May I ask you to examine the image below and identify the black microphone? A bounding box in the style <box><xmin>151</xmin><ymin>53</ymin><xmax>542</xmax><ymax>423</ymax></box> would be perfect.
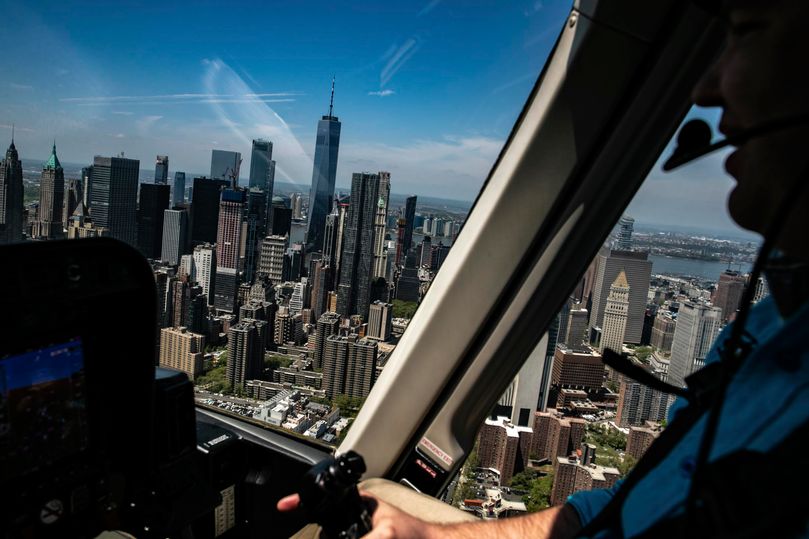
<box><xmin>663</xmin><ymin>112</ymin><xmax>809</xmax><ymax>171</ymax></box>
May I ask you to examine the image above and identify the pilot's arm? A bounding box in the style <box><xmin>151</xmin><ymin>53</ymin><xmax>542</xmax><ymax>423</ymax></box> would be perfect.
<box><xmin>278</xmin><ymin>492</ymin><xmax>586</xmax><ymax>538</ymax></box>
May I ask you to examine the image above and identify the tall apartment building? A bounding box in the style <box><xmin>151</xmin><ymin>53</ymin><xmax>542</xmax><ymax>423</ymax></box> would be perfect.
<box><xmin>531</xmin><ymin>410</ymin><xmax>586</xmax><ymax>462</ymax></box>
<box><xmin>322</xmin><ymin>334</ymin><xmax>378</xmax><ymax>399</ymax></box>
<box><xmin>477</xmin><ymin>416</ymin><xmax>533</xmax><ymax>486</ymax></box>
<box><xmin>668</xmin><ymin>301</ymin><xmax>722</xmax><ymax>388</ymax></box>
<box><xmin>192</xmin><ymin>243</ymin><xmax>216</xmax><ymax>305</ymax></box>
<box><xmin>600</xmin><ymin>270</ymin><xmax>630</xmax><ymax>354</ymax></box>
<box><xmin>626</xmin><ymin>424</ymin><xmax>662</xmax><ymax>461</ymax></box>
<box><xmin>551</xmin><ymin>345</ymin><xmax>605</xmax><ymax>390</ymax></box>
<box><xmin>313</xmin><ymin>312</ymin><xmax>341</xmax><ymax>370</ymax></box>
<box><xmin>89</xmin><ymin>155</ymin><xmax>140</xmax><ymax>246</ymax></box>
<box><xmin>650</xmin><ymin>311</ymin><xmax>676</xmax><ymax>353</ymax></box>
<box><xmin>226</xmin><ymin>319</ymin><xmax>267</xmax><ymax>389</ymax></box>
<box><xmin>616</xmin><ymin>371</ymin><xmax>672</xmax><ymax>426</ymax></box>
<box><xmin>274</xmin><ymin>307</ymin><xmax>303</xmax><ymax>346</ymax></box>
<box><xmin>713</xmin><ymin>270</ymin><xmax>746</xmax><ymax>321</ymax></box>
<box><xmin>159</xmin><ymin>326</ymin><xmax>205</xmax><ymax>380</ymax></box>
<box><xmin>550</xmin><ymin>454</ymin><xmax>620</xmax><ymax>506</ymax></box>
<box><xmin>589</xmin><ymin>248</ymin><xmax>651</xmax><ymax>344</ymax></box>
<box><xmin>259</xmin><ymin>234</ymin><xmax>289</xmax><ymax>283</ymax></box>
<box><xmin>367</xmin><ymin>301</ymin><xmax>392</xmax><ymax>341</ymax></box>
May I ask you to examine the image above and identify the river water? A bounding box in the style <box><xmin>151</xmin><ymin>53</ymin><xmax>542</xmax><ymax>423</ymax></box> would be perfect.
<box><xmin>649</xmin><ymin>254</ymin><xmax>752</xmax><ymax>281</ymax></box>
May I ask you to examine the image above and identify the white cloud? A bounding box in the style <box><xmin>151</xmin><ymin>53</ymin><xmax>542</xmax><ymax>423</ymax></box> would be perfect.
<box><xmin>8</xmin><ymin>82</ymin><xmax>33</xmax><ymax>90</ymax></box>
<box><xmin>337</xmin><ymin>135</ymin><xmax>503</xmax><ymax>201</ymax></box>
<box><xmin>368</xmin><ymin>89</ymin><xmax>395</xmax><ymax>97</ymax></box>
<box><xmin>111</xmin><ymin>111</ymin><xmax>134</xmax><ymax>115</ymax></box>
<box><xmin>135</xmin><ymin>115</ymin><xmax>163</xmax><ymax>135</ymax></box>
<box><xmin>381</xmin><ymin>38</ymin><xmax>420</xmax><ymax>87</ymax></box>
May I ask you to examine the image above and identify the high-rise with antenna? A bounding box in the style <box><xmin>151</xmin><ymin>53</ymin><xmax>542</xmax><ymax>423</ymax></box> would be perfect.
<box><xmin>306</xmin><ymin>76</ymin><xmax>342</xmax><ymax>253</ymax></box>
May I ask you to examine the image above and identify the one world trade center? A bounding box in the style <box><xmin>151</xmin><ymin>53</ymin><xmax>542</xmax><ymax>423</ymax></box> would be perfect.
<box><xmin>306</xmin><ymin>78</ymin><xmax>341</xmax><ymax>253</ymax></box>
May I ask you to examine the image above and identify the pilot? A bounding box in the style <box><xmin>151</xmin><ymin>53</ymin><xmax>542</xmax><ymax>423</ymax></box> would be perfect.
<box><xmin>280</xmin><ymin>0</ymin><xmax>809</xmax><ymax>536</ymax></box>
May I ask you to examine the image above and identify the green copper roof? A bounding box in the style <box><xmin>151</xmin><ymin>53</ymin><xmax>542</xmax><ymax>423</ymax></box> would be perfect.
<box><xmin>44</xmin><ymin>142</ymin><xmax>62</xmax><ymax>170</ymax></box>
<box><xmin>378</xmin><ymin>196</ymin><xmax>385</xmax><ymax>208</ymax></box>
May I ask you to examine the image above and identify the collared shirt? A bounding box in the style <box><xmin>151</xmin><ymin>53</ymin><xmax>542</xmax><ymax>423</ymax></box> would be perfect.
<box><xmin>567</xmin><ymin>296</ymin><xmax>809</xmax><ymax>537</ymax></box>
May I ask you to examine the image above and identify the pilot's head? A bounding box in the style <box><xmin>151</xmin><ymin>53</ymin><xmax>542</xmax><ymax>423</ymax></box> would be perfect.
<box><xmin>691</xmin><ymin>0</ymin><xmax>809</xmax><ymax>259</ymax></box>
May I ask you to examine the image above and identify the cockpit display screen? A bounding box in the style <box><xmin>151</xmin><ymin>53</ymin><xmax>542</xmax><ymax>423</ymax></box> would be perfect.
<box><xmin>0</xmin><ymin>339</ymin><xmax>89</xmax><ymax>480</ymax></box>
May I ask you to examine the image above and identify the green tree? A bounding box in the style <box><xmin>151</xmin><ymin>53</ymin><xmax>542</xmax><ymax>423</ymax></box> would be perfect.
<box><xmin>392</xmin><ymin>300</ymin><xmax>418</xmax><ymax>319</ymax></box>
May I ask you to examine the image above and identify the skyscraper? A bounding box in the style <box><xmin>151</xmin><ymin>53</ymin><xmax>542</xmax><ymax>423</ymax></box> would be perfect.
<box><xmin>81</xmin><ymin>166</ymin><xmax>93</xmax><ymax>209</ymax></box>
<box><xmin>617</xmin><ymin>215</ymin><xmax>634</xmax><ymax>250</ymax></box>
<box><xmin>248</xmin><ymin>139</ymin><xmax>274</xmax><ymax>192</ymax></box>
<box><xmin>214</xmin><ymin>189</ymin><xmax>246</xmax><ymax>313</ymax></box>
<box><xmin>713</xmin><ymin>270</ymin><xmax>746</xmax><ymax>321</ymax></box>
<box><xmin>309</xmin><ymin>261</ymin><xmax>334</xmax><ymax>320</ymax></box>
<box><xmin>32</xmin><ymin>143</ymin><xmax>65</xmax><ymax>240</ymax></box>
<box><xmin>172</xmin><ymin>171</ymin><xmax>186</xmax><ymax>207</ymax></box>
<box><xmin>372</xmin><ymin>171</ymin><xmax>391</xmax><ymax>278</ymax></box>
<box><xmin>161</xmin><ymin>208</ymin><xmax>189</xmax><ymax>265</ymax></box>
<box><xmin>192</xmin><ymin>243</ymin><xmax>216</xmax><ymax>305</ymax></box>
<box><xmin>89</xmin><ymin>155</ymin><xmax>140</xmax><ymax>246</ymax></box>
<box><xmin>63</xmin><ymin>178</ymin><xmax>82</xmax><ymax>231</ymax></box>
<box><xmin>190</xmin><ymin>177</ymin><xmax>229</xmax><ymax>245</ymax></box>
<box><xmin>159</xmin><ymin>326</ymin><xmax>205</xmax><ymax>380</ymax></box>
<box><xmin>313</xmin><ymin>312</ymin><xmax>341</xmax><ymax>370</ymax></box>
<box><xmin>226</xmin><ymin>319</ymin><xmax>267</xmax><ymax>389</ymax></box>
<box><xmin>270</xmin><ymin>197</ymin><xmax>292</xmax><ymax>237</ymax></box>
<box><xmin>322</xmin><ymin>333</ymin><xmax>378</xmax><ymax>399</ymax></box>
<box><xmin>402</xmin><ymin>195</ymin><xmax>417</xmax><ymax>257</ymax></box>
<box><xmin>336</xmin><ymin>172</ymin><xmax>380</xmax><ymax>320</ymax></box>
<box><xmin>589</xmin><ymin>248</ymin><xmax>652</xmax><ymax>344</ymax></box>
<box><xmin>258</xmin><ymin>234</ymin><xmax>289</xmax><ymax>283</ymax></box>
<box><xmin>600</xmin><ymin>271</ymin><xmax>630</xmax><ymax>354</ymax></box>
<box><xmin>306</xmin><ymin>79</ymin><xmax>341</xmax><ymax>252</ymax></box>
<box><xmin>155</xmin><ymin>155</ymin><xmax>169</xmax><ymax>185</ymax></box>
<box><xmin>244</xmin><ymin>187</ymin><xmax>268</xmax><ymax>284</ymax></box>
<box><xmin>323</xmin><ymin>208</ymin><xmax>340</xmax><ymax>267</ymax></box>
<box><xmin>210</xmin><ymin>150</ymin><xmax>242</xmax><ymax>187</ymax></box>
<box><xmin>668</xmin><ymin>301</ymin><xmax>722</xmax><ymax>388</ymax></box>
<box><xmin>137</xmin><ymin>183</ymin><xmax>171</xmax><ymax>259</ymax></box>
<box><xmin>367</xmin><ymin>300</ymin><xmax>393</xmax><ymax>341</ymax></box>
<box><xmin>0</xmin><ymin>135</ymin><xmax>24</xmax><ymax>244</ymax></box>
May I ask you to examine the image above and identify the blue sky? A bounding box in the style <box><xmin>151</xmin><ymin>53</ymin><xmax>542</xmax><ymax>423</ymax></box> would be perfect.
<box><xmin>0</xmin><ymin>0</ymin><xmax>756</xmax><ymax>237</ymax></box>
<box><xmin>0</xmin><ymin>0</ymin><xmax>567</xmax><ymax>199</ymax></box>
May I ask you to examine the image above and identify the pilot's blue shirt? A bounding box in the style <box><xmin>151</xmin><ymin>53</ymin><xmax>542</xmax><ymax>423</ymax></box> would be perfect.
<box><xmin>567</xmin><ymin>295</ymin><xmax>809</xmax><ymax>537</ymax></box>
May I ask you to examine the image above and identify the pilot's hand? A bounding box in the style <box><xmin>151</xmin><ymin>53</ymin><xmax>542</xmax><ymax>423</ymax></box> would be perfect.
<box><xmin>359</xmin><ymin>493</ymin><xmax>440</xmax><ymax>539</ymax></box>
<box><xmin>276</xmin><ymin>491</ymin><xmax>440</xmax><ymax>539</ymax></box>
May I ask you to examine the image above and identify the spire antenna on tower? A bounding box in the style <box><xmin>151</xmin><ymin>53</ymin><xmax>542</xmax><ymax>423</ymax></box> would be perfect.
<box><xmin>328</xmin><ymin>76</ymin><xmax>335</xmax><ymax>117</ymax></box>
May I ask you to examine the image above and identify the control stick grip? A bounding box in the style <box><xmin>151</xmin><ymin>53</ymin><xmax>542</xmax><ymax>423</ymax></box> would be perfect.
<box><xmin>297</xmin><ymin>451</ymin><xmax>373</xmax><ymax>539</ymax></box>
